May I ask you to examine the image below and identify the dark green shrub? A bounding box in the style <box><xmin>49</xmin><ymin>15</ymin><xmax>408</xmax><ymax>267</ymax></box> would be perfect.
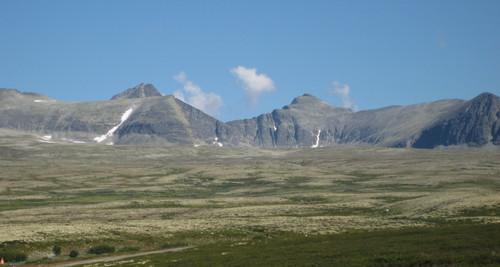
<box><xmin>252</xmin><ymin>234</ymin><xmax>265</xmax><ymax>240</ymax></box>
<box><xmin>52</xmin><ymin>245</ymin><xmax>62</xmax><ymax>256</ymax></box>
<box><xmin>118</xmin><ymin>247</ymin><xmax>139</xmax><ymax>252</ymax></box>
<box><xmin>69</xmin><ymin>250</ymin><xmax>79</xmax><ymax>258</ymax></box>
<box><xmin>0</xmin><ymin>251</ymin><xmax>28</xmax><ymax>262</ymax></box>
<box><xmin>88</xmin><ymin>245</ymin><xmax>115</xmax><ymax>254</ymax></box>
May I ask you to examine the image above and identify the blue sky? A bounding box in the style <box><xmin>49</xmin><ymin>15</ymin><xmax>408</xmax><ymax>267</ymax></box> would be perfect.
<box><xmin>1</xmin><ymin>0</ymin><xmax>499</xmax><ymax>121</ymax></box>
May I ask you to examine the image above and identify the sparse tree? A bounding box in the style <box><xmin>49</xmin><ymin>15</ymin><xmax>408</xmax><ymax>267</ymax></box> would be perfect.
<box><xmin>69</xmin><ymin>250</ymin><xmax>79</xmax><ymax>258</ymax></box>
<box><xmin>52</xmin><ymin>246</ymin><xmax>62</xmax><ymax>256</ymax></box>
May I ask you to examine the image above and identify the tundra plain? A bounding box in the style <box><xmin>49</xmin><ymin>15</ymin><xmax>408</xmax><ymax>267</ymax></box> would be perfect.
<box><xmin>0</xmin><ymin>133</ymin><xmax>499</xmax><ymax>265</ymax></box>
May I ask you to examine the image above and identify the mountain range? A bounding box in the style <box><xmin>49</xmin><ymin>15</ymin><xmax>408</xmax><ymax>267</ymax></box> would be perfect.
<box><xmin>0</xmin><ymin>83</ymin><xmax>498</xmax><ymax>149</ymax></box>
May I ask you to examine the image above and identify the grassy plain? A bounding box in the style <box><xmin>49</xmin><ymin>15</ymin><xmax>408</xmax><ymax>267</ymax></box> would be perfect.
<box><xmin>0</xmin><ymin>133</ymin><xmax>499</xmax><ymax>265</ymax></box>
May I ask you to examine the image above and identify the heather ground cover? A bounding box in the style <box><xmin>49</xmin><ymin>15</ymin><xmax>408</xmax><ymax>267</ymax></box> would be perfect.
<box><xmin>0</xmin><ymin>134</ymin><xmax>499</xmax><ymax>265</ymax></box>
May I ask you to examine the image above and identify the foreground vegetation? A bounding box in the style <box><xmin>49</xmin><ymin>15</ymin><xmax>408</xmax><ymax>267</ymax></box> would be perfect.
<box><xmin>0</xmin><ymin>133</ymin><xmax>499</xmax><ymax>265</ymax></box>
<box><xmin>72</xmin><ymin>223</ymin><xmax>500</xmax><ymax>267</ymax></box>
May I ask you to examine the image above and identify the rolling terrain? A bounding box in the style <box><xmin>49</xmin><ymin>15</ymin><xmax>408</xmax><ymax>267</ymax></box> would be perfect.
<box><xmin>0</xmin><ymin>133</ymin><xmax>498</xmax><ymax>265</ymax></box>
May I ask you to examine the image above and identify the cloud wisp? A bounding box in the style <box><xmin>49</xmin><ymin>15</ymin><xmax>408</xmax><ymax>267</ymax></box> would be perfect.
<box><xmin>330</xmin><ymin>81</ymin><xmax>359</xmax><ymax>111</ymax></box>
<box><xmin>231</xmin><ymin>66</ymin><xmax>275</xmax><ymax>108</ymax></box>
<box><xmin>173</xmin><ymin>72</ymin><xmax>223</xmax><ymax>117</ymax></box>
<box><xmin>437</xmin><ymin>28</ymin><xmax>447</xmax><ymax>49</ymax></box>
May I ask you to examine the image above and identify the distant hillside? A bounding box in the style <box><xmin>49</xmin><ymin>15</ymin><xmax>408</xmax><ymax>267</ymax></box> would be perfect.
<box><xmin>0</xmin><ymin>85</ymin><xmax>498</xmax><ymax>149</ymax></box>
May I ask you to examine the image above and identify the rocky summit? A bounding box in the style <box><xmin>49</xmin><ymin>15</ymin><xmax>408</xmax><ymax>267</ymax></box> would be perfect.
<box><xmin>111</xmin><ymin>83</ymin><xmax>163</xmax><ymax>100</ymax></box>
<box><xmin>0</xmin><ymin>85</ymin><xmax>498</xmax><ymax>149</ymax></box>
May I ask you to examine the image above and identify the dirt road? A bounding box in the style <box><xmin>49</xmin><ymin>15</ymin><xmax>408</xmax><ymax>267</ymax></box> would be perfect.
<box><xmin>51</xmin><ymin>246</ymin><xmax>193</xmax><ymax>267</ymax></box>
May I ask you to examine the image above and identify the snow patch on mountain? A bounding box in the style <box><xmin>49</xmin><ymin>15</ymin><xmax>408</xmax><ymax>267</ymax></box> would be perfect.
<box><xmin>311</xmin><ymin>130</ymin><xmax>321</xmax><ymax>148</ymax></box>
<box><xmin>213</xmin><ymin>137</ymin><xmax>223</xmax><ymax>147</ymax></box>
<box><xmin>94</xmin><ymin>107</ymin><xmax>134</xmax><ymax>143</ymax></box>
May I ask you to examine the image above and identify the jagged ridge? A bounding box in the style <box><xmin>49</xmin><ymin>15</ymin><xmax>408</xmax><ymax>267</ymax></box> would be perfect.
<box><xmin>0</xmin><ymin>86</ymin><xmax>498</xmax><ymax>149</ymax></box>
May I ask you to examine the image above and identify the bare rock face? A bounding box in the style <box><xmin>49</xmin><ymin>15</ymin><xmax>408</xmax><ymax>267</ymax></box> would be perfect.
<box><xmin>114</xmin><ymin>96</ymin><xmax>223</xmax><ymax>146</ymax></box>
<box><xmin>225</xmin><ymin>94</ymin><xmax>351</xmax><ymax>148</ymax></box>
<box><xmin>412</xmin><ymin>93</ymin><xmax>500</xmax><ymax>148</ymax></box>
<box><xmin>111</xmin><ymin>83</ymin><xmax>162</xmax><ymax>100</ymax></box>
<box><xmin>0</xmin><ymin>85</ymin><xmax>498</xmax><ymax>149</ymax></box>
<box><xmin>0</xmin><ymin>87</ymin><xmax>222</xmax><ymax>146</ymax></box>
<box><xmin>223</xmin><ymin>93</ymin><xmax>499</xmax><ymax>149</ymax></box>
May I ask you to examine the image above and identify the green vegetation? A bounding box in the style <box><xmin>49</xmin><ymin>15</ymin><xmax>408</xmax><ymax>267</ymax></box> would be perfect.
<box><xmin>88</xmin><ymin>245</ymin><xmax>116</xmax><ymax>255</ymax></box>
<box><xmin>0</xmin><ymin>251</ymin><xmax>27</xmax><ymax>263</ymax></box>
<box><xmin>457</xmin><ymin>204</ymin><xmax>500</xmax><ymax>217</ymax></box>
<box><xmin>86</xmin><ymin>223</ymin><xmax>500</xmax><ymax>267</ymax></box>
<box><xmin>0</xmin><ymin>135</ymin><xmax>498</xmax><ymax>265</ymax></box>
<box><xmin>69</xmin><ymin>250</ymin><xmax>79</xmax><ymax>258</ymax></box>
<box><xmin>52</xmin><ymin>245</ymin><xmax>61</xmax><ymax>256</ymax></box>
<box><xmin>161</xmin><ymin>242</ymin><xmax>189</xmax><ymax>249</ymax></box>
<box><xmin>118</xmin><ymin>247</ymin><xmax>140</xmax><ymax>253</ymax></box>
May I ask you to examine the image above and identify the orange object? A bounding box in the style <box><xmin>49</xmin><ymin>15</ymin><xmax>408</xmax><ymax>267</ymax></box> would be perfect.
<box><xmin>0</xmin><ymin>257</ymin><xmax>4</xmax><ymax>264</ymax></box>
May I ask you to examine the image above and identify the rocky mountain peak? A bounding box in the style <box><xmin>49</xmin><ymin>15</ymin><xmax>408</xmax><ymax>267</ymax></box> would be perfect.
<box><xmin>111</xmin><ymin>83</ymin><xmax>162</xmax><ymax>100</ymax></box>
<box><xmin>285</xmin><ymin>94</ymin><xmax>331</xmax><ymax>109</ymax></box>
<box><xmin>291</xmin><ymin>94</ymin><xmax>324</xmax><ymax>104</ymax></box>
<box><xmin>470</xmin><ymin>92</ymin><xmax>498</xmax><ymax>104</ymax></box>
<box><xmin>0</xmin><ymin>84</ymin><xmax>498</xmax><ymax>149</ymax></box>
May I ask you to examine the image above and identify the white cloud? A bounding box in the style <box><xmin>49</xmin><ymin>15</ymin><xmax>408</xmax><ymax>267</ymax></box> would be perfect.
<box><xmin>330</xmin><ymin>81</ymin><xmax>359</xmax><ymax>111</ymax></box>
<box><xmin>173</xmin><ymin>90</ymin><xmax>185</xmax><ymax>102</ymax></box>
<box><xmin>173</xmin><ymin>72</ymin><xmax>223</xmax><ymax>117</ymax></box>
<box><xmin>174</xmin><ymin>72</ymin><xmax>188</xmax><ymax>83</ymax></box>
<box><xmin>231</xmin><ymin>66</ymin><xmax>275</xmax><ymax>108</ymax></box>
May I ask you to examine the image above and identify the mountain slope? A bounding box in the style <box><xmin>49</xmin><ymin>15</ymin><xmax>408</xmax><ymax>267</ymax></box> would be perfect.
<box><xmin>115</xmin><ymin>96</ymin><xmax>222</xmax><ymax>146</ymax></box>
<box><xmin>0</xmin><ymin>88</ymin><xmax>223</xmax><ymax>146</ymax></box>
<box><xmin>223</xmin><ymin>94</ymin><xmax>478</xmax><ymax>148</ymax></box>
<box><xmin>225</xmin><ymin>94</ymin><xmax>351</xmax><ymax>147</ymax></box>
<box><xmin>412</xmin><ymin>93</ymin><xmax>500</xmax><ymax>148</ymax></box>
<box><xmin>341</xmin><ymin>99</ymin><xmax>467</xmax><ymax>147</ymax></box>
<box><xmin>0</xmin><ymin>86</ymin><xmax>498</xmax><ymax>149</ymax></box>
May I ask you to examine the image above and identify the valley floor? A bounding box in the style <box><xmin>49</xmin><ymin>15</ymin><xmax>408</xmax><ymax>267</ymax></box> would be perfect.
<box><xmin>0</xmin><ymin>134</ymin><xmax>499</xmax><ymax>265</ymax></box>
